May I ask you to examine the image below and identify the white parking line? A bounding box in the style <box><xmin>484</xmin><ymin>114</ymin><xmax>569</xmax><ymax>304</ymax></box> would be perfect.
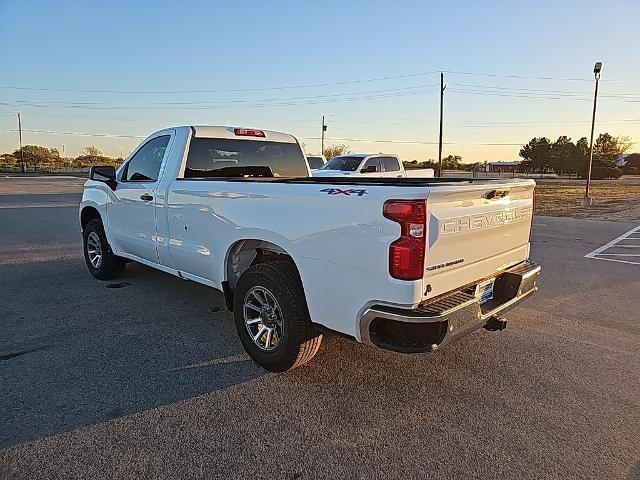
<box><xmin>585</xmin><ymin>226</ymin><xmax>640</xmax><ymax>266</ymax></box>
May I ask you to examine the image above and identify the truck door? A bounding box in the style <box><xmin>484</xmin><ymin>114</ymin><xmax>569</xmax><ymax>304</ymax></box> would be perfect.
<box><xmin>108</xmin><ymin>135</ymin><xmax>171</xmax><ymax>264</ymax></box>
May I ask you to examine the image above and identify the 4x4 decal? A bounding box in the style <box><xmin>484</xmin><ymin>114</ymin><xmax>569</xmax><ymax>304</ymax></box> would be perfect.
<box><xmin>320</xmin><ymin>188</ymin><xmax>368</xmax><ymax>197</ymax></box>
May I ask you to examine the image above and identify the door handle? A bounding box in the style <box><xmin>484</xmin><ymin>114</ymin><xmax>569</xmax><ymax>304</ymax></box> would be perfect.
<box><xmin>140</xmin><ymin>193</ymin><xmax>153</xmax><ymax>201</ymax></box>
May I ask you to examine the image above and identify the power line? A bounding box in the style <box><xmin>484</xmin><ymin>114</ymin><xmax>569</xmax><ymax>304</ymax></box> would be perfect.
<box><xmin>12</xmin><ymin>110</ymin><xmax>637</xmax><ymax>127</ymax></box>
<box><xmin>0</xmin><ymin>89</ymin><xmax>441</xmax><ymax>110</ymax></box>
<box><xmin>302</xmin><ymin>136</ymin><xmax>526</xmax><ymax>146</ymax></box>
<box><xmin>3</xmin><ymin>68</ymin><xmax>639</xmax><ymax>96</ymax></box>
<box><xmin>0</xmin><ymin>71</ymin><xmax>441</xmax><ymax>95</ymax></box>
<box><xmin>0</xmin><ymin>128</ymin><xmax>145</xmax><ymax>138</ymax></box>
<box><xmin>51</xmin><ymin>82</ymin><xmax>438</xmax><ymax>105</ymax></box>
<box><xmin>449</xmin><ymin>88</ymin><xmax>640</xmax><ymax>103</ymax></box>
<box><xmin>448</xmin><ymin>83</ymin><xmax>640</xmax><ymax>99</ymax></box>
<box><xmin>444</xmin><ymin>70</ymin><xmax>640</xmax><ymax>84</ymax></box>
<box><xmin>444</xmin><ymin>70</ymin><xmax>592</xmax><ymax>82</ymax></box>
<box><xmin>322</xmin><ymin>113</ymin><xmax>640</xmax><ymax>125</ymax></box>
<box><xmin>3</xmin><ymin>83</ymin><xmax>638</xmax><ymax>113</ymax></box>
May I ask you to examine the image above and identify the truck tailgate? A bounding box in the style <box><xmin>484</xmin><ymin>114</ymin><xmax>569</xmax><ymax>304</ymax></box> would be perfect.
<box><xmin>423</xmin><ymin>179</ymin><xmax>535</xmax><ymax>299</ymax></box>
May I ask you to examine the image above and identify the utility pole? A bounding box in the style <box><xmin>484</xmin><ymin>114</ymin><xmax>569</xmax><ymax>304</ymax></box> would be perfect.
<box><xmin>61</xmin><ymin>144</ymin><xmax>66</xmax><ymax>156</ymax></box>
<box><xmin>17</xmin><ymin>112</ymin><xmax>25</xmax><ymax>173</ymax></box>
<box><xmin>321</xmin><ymin>115</ymin><xmax>327</xmax><ymax>156</ymax></box>
<box><xmin>438</xmin><ymin>71</ymin><xmax>446</xmax><ymax>177</ymax></box>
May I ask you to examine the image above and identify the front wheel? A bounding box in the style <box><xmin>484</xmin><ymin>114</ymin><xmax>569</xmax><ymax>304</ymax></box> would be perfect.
<box><xmin>83</xmin><ymin>219</ymin><xmax>126</xmax><ymax>280</ymax></box>
<box><xmin>233</xmin><ymin>261</ymin><xmax>322</xmax><ymax>372</ymax></box>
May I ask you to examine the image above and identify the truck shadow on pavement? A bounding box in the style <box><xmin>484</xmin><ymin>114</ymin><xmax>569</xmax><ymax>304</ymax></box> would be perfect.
<box><xmin>0</xmin><ymin>257</ymin><xmax>266</xmax><ymax>448</ymax></box>
<box><xmin>2</xmin><ymin>253</ymin><xmax>639</xmax><ymax>480</ymax></box>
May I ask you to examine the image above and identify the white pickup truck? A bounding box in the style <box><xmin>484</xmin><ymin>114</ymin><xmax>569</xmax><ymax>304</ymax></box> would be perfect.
<box><xmin>312</xmin><ymin>153</ymin><xmax>434</xmax><ymax>178</ymax></box>
<box><xmin>80</xmin><ymin>126</ymin><xmax>540</xmax><ymax>372</ymax></box>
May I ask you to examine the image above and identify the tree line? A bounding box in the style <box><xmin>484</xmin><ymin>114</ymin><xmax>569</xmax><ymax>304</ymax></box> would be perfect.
<box><xmin>322</xmin><ymin>133</ymin><xmax>639</xmax><ymax>178</ymax></box>
<box><xmin>404</xmin><ymin>155</ymin><xmax>486</xmax><ymax>172</ymax></box>
<box><xmin>519</xmin><ymin>133</ymin><xmax>634</xmax><ymax>178</ymax></box>
<box><xmin>3</xmin><ymin>137</ymin><xmax>637</xmax><ymax>176</ymax></box>
<box><xmin>0</xmin><ymin>145</ymin><xmax>123</xmax><ymax>171</ymax></box>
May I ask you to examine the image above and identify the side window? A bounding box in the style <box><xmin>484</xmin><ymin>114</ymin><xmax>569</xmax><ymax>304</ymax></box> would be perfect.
<box><xmin>362</xmin><ymin>158</ymin><xmax>380</xmax><ymax>172</ymax></box>
<box><xmin>381</xmin><ymin>156</ymin><xmax>400</xmax><ymax>172</ymax></box>
<box><xmin>307</xmin><ymin>157</ymin><xmax>324</xmax><ymax>169</ymax></box>
<box><xmin>123</xmin><ymin>135</ymin><xmax>170</xmax><ymax>182</ymax></box>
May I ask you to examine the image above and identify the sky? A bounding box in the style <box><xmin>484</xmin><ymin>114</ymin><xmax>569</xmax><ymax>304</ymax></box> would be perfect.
<box><xmin>0</xmin><ymin>0</ymin><xmax>639</xmax><ymax>162</ymax></box>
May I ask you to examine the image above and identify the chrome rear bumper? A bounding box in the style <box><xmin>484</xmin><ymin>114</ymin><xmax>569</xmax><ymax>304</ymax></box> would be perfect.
<box><xmin>359</xmin><ymin>260</ymin><xmax>541</xmax><ymax>353</ymax></box>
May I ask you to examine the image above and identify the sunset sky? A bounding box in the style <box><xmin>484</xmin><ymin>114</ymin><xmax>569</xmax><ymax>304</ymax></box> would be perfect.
<box><xmin>1</xmin><ymin>0</ymin><xmax>638</xmax><ymax>162</ymax></box>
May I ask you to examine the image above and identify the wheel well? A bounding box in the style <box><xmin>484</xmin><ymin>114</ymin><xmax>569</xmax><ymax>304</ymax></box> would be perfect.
<box><xmin>225</xmin><ymin>240</ymin><xmax>297</xmax><ymax>293</ymax></box>
<box><xmin>80</xmin><ymin>206</ymin><xmax>101</xmax><ymax>230</ymax></box>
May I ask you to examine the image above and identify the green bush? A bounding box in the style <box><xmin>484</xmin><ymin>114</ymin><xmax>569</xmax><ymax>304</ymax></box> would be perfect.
<box><xmin>578</xmin><ymin>166</ymin><xmax>623</xmax><ymax>179</ymax></box>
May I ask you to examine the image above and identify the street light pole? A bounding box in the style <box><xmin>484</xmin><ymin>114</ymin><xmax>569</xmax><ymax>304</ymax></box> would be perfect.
<box><xmin>438</xmin><ymin>71</ymin><xmax>446</xmax><ymax>177</ymax></box>
<box><xmin>583</xmin><ymin>62</ymin><xmax>603</xmax><ymax>207</ymax></box>
<box><xmin>17</xmin><ymin>112</ymin><xmax>25</xmax><ymax>173</ymax></box>
<box><xmin>321</xmin><ymin>115</ymin><xmax>326</xmax><ymax>157</ymax></box>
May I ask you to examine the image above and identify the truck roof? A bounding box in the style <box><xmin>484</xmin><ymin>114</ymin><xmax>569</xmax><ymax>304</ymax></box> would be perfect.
<box><xmin>335</xmin><ymin>153</ymin><xmax>398</xmax><ymax>158</ymax></box>
<box><xmin>191</xmin><ymin>125</ymin><xmax>298</xmax><ymax>144</ymax></box>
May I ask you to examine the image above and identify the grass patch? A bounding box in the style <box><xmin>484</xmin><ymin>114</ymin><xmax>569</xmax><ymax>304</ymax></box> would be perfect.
<box><xmin>534</xmin><ymin>178</ymin><xmax>640</xmax><ymax>221</ymax></box>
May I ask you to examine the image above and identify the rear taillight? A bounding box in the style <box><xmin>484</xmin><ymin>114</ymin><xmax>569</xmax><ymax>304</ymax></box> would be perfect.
<box><xmin>383</xmin><ymin>200</ymin><xmax>426</xmax><ymax>280</ymax></box>
<box><xmin>234</xmin><ymin>128</ymin><xmax>265</xmax><ymax>137</ymax></box>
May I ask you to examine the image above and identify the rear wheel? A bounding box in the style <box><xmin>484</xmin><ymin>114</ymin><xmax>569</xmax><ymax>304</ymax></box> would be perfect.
<box><xmin>83</xmin><ymin>219</ymin><xmax>126</xmax><ymax>280</ymax></box>
<box><xmin>233</xmin><ymin>261</ymin><xmax>322</xmax><ymax>372</ymax></box>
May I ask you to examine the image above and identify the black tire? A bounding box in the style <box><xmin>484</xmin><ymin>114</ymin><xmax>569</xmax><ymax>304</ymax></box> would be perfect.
<box><xmin>83</xmin><ymin>218</ymin><xmax>126</xmax><ymax>280</ymax></box>
<box><xmin>233</xmin><ymin>261</ymin><xmax>322</xmax><ymax>372</ymax></box>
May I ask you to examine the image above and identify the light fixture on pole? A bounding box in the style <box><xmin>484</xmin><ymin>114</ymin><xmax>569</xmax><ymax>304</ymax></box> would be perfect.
<box><xmin>583</xmin><ymin>61</ymin><xmax>603</xmax><ymax>207</ymax></box>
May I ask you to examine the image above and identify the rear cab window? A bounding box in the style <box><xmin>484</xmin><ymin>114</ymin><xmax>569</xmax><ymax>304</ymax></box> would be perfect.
<box><xmin>183</xmin><ymin>137</ymin><xmax>308</xmax><ymax>178</ymax></box>
<box><xmin>381</xmin><ymin>156</ymin><xmax>400</xmax><ymax>172</ymax></box>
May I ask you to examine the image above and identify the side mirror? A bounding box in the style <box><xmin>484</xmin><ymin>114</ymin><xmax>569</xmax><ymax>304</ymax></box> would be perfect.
<box><xmin>90</xmin><ymin>165</ymin><xmax>117</xmax><ymax>189</ymax></box>
<box><xmin>360</xmin><ymin>165</ymin><xmax>377</xmax><ymax>174</ymax></box>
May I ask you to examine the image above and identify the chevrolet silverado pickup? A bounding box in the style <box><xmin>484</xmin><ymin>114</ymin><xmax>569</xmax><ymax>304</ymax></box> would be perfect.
<box><xmin>80</xmin><ymin>126</ymin><xmax>540</xmax><ymax>372</ymax></box>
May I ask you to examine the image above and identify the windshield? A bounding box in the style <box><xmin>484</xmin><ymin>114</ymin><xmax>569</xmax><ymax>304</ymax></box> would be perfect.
<box><xmin>320</xmin><ymin>156</ymin><xmax>364</xmax><ymax>172</ymax></box>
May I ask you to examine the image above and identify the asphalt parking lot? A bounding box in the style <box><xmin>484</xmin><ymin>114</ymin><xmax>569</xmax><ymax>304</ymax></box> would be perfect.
<box><xmin>1</xmin><ymin>176</ymin><xmax>639</xmax><ymax>480</ymax></box>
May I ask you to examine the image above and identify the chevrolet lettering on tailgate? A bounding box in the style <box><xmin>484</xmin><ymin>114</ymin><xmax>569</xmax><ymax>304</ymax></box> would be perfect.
<box><xmin>440</xmin><ymin>206</ymin><xmax>533</xmax><ymax>235</ymax></box>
